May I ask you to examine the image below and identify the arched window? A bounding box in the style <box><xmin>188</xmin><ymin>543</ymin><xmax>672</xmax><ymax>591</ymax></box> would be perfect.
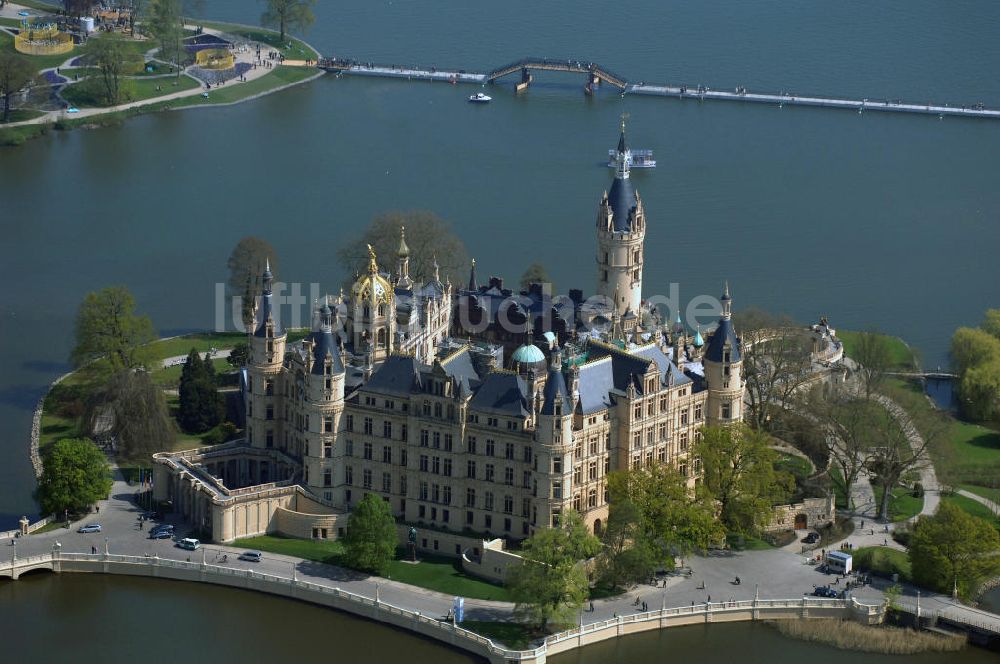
<box><xmin>377</xmin><ymin>328</ymin><xmax>387</xmax><ymax>348</ymax></box>
<box><xmin>377</xmin><ymin>303</ymin><xmax>385</xmax><ymax>317</ymax></box>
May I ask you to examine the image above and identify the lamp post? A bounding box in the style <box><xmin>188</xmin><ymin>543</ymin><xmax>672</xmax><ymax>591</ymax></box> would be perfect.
<box><xmin>104</xmin><ymin>537</ymin><xmax>109</xmax><ymax>556</ymax></box>
<box><xmin>10</xmin><ymin>538</ymin><xmax>15</xmax><ymax>563</ymax></box>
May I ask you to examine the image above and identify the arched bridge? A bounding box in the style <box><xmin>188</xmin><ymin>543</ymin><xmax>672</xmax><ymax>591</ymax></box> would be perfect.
<box><xmin>486</xmin><ymin>58</ymin><xmax>629</xmax><ymax>90</ymax></box>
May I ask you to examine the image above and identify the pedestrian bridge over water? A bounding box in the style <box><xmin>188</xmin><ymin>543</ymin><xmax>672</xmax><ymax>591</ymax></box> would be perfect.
<box><xmin>317</xmin><ymin>55</ymin><xmax>1000</xmax><ymax>120</ymax></box>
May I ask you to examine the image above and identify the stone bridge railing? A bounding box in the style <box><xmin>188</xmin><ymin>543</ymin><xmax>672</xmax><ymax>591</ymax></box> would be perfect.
<box><xmin>0</xmin><ymin>552</ymin><xmax>881</xmax><ymax>663</ymax></box>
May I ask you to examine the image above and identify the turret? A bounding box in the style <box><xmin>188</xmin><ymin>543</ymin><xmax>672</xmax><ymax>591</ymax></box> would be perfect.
<box><xmin>396</xmin><ymin>225</ymin><xmax>412</xmax><ymax>290</ymax></box>
<box><xmin>246</xmin><ymin>259</ymin><xmax>287</xmax><ymax>450</ymax></box>
<box><xmin>596</xmin><ymin>116</ymin><xmax>646</xmax><ymax>317</ymax></box>
<box><xmin>535</xmin><ymin>350</ymin><xmax>574</xmax><ymax>530</ymax></box>
<box><xmin>303</xmin><ymin>299</ymin><xmax>347</xmax><ymax>504</ymax></box>
<box><xmin>704</xmin><ymin>282</ymin><xmax>744</xmax><ymax>426</ymax></box>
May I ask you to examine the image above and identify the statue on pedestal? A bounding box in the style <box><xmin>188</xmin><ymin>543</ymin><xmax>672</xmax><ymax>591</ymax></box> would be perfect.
<box><xmin>407</xmin><ymin>526</ymin><xmax>417</xmax><ymax>562</ymax></box>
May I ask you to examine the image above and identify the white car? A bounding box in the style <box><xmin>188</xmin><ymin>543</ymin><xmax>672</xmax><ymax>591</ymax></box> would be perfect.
<box><xmin>238</xmin><ymin>551</ymin><xmax>262</xmax><ymax>562</ymax></box>
<box><xmin>77</xmin><ymin>524</ymin><xmax>102</xmax><ymax>533</ymax></box>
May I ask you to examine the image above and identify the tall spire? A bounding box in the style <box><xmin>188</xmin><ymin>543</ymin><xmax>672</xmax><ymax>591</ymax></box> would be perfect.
<box><xmin>432</xmin><ymin>255</ymin><xmax>440</xmax><ymax>282</ymax></box>
<box><xmin>262</xmin><ymin>257</ymin><xmax>273</xmax><ymax>295</ymax></box>
<box><xmin>721</xmin><ymin>281</ymin><xmax>732</xmax><ymax>319</ymax></box>
<box><xmin>468</xmin><ymin>258</ymin><xmax>479</xmax><ymax>291</ymax></box>
<box><xmin>615</xmin><ymin>111</ymin><xmax>630</xmax><ymax>180</ymax></box>
<box><xmin>397</xmin><ymin>226</ymin><xmax>412</xmax><ymax>289</ymax></box>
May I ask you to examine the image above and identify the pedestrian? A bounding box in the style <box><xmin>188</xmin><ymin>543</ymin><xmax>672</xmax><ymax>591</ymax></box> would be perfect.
<box><xmin>589</xmin><ymin>601</ymin><xmax>594</xmax><ymax>612</ymax></box>
<box><xmin>860</xmin><ymin>520</ymin><xmax>864</xmax><ymax>528</ymax></box>
<box><xmin>884</xmin><ymin>538</ymin><xmax>887</xmax><ymax>546</ymax></box>
<box><xmin>96</xmin><ymin>505</ymin><xmax>99</xmax><ymax>513</ymax></box>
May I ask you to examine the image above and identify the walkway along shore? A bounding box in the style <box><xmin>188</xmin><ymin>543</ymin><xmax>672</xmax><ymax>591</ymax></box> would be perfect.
<box><xmin>0</xmin><ymin>552</ymin><xmax>880</xmax><ymax>664</ymax></box>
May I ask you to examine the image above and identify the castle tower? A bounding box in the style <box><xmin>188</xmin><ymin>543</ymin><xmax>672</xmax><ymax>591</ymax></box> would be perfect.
<box><xmin>396</xmin><ymin>225</ymin><xmax>412</xmax><ymax>290</ymax></box>
<box><xmin>247</xmin><ymin>259</ymin><xmax>287</xmax><ymax>450</ymax></box>
<box><xmin>351</xmin><ymin>245</ymin><xmax>395</xmax><ymax>361</ymax></box>
<box><xmin>534</xmin><ymin>350</ymin><xmax>575</xmax><ymax>534</ymax></box>
<box><xmin>704</xmin><ymin>282</ymin><xmax>744</xmax><ymax>426</ymax></box>
<box><xmin>596</xmin><ymin>117</ymin><xmax>646</xmax><ymax>317</ymax></box>
<box><xmin>302</xmin><ymin>300</ymin><xmax>348</xmax><ymax>503</ymax></box>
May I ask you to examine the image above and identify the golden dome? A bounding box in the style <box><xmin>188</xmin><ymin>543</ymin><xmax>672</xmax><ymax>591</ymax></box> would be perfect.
<box><xmin>352</xmin><ymin>244</ymin><xmax>393</xmax><ymax>305</ymax></box>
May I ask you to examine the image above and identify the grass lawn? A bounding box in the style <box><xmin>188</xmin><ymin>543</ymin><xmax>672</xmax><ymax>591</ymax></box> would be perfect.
<box><xmin>2</xmin><ymin>108</ymin><xmax>45</xmax><ymax>122</ymax></box>
<box><xmin>230</xmin><ymin>535</ymin><xmax>512</xmax><ymax>601</ymax></box>
<box><xmin>30</xmin><ymin>520</ymin><xmax>70</xmax><ymax>535</ymax></box>
<box><xmin>148</xmin><ymin>332</ymin><xmax>248</xmax><ymax>361</ymax></box>
<box><xmin>153</xmin><ymin>357</ymin><xmax>233</xmax><ymax>388</ymax></box>
<box><xmin>461</xmin><ymin>621</ymin><xmax>538</xmax><ymax>650</ymax></box>
<box><xmin>172</xmin><ymin>65</ymin><xmax>319</xmax><ymax>107</ymax></box>
<box><xmin>878</xmin><ymin>486</ymin><xmax>923</xmax><ymax>522</ymax></box>
<box><xmin>828</xmin><ymin>466</ymin><xmax>849</xmax><ymax>510</ymax></box>
<box><xmin>61</xmin><ymin>74</ymin><xmax>200</xmax><ymax>108</ymax></box>
<box><xmin>852</xmin><ymin>546</ymin><xmax>911</xmax><ymax>582</ymax></box>
<box><xmin>0</xmin><ymin>120</ymin><xmax>52</xmax><ymax>146</ymax></box>
<box><xmin>11</xmin><ymin>0</ymin><xmax>61</xmax><ymax>10</ymax></box>
<box><xmin>885</xmin><ymin>378</ymin><xmax>1000</xmax><ymax>492</ymax></box>
<box><xmin>197</xmin><ymin>20</ymin><xmax>320</xmax><ymax>60</ymax></box>
<box><xmin>941</xmin><ymin>493</ymin><xmax>1000</xmax><ymax>528</ymax></box>
<box><xmin>959</xmin><ymin>484</ymin><xmax>1000</xmax><ymax>506</ymax></box>
<box><xmin>838</xmin><ymin>330</ymin><xmax>916</xmax><ymax>369</ymax></box>
<box><xmin>775</xmin><ymin>451</ymin><xmax>812</xmax><ymax>480</ymax></box>
<box><xmin>38</xmin><ymin>411</ymin><xmax>79</xmax><ymax>452</ymax></box>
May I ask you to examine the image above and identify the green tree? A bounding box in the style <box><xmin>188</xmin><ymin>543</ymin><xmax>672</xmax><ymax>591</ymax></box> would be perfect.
<box><xmin>983</xmin><ymin>309</ymin><xmax>1000</xmax><ymax>341</ymax></box>
<box><xmin>227</xmin><ymin>236</ymin><xmax>277</xmax><ymax>332</ymax></box>
<box><xmin>178</xmin><ymin>348</ymin><xmax>224</xmax><ymax>433</ymax></box>
<box><xmin>84</xmin><ymin>370</ymin><xmax>174</xmax><ymax>460</ymax></box>
<box><xmin>0</xmin><ymin>51</ymin><xmax>36</xmax><ymax>124</ymax></box>
<box><xmin>854</xmin><ymin>328</ymin><xmax>893</xmax><ymax>398</ymax></box>
<box><xmin>227</xmin><ymin>342</ymin><xmax>251</xmax><ymax>368</ymax></box>
<box><xmin>909</xmin><ymin>502</ymin><xmax>1000</xmax><ymax>600</ymax></box>
<box><xmin>35</xmin><ymin>438</ymin><xmax>113</xmax><ymax>516</ymax></box>
<box><xmin>520</xmin><ymin>262</ymin><xmax>553</xmax><ymax>292</ymax></box>
<box><xmin>71</xmin><ymin>286</ymin><xmax>156</xmax><ymax>371</ymax></box>
<box><xmin>951</xmin><ymin>324</ymin><xmax>1000</xmax><ymax>421</ymax></box>
<box><xmin>343</xmin><ymin>493</ymin><xmax>397</xmax><ymax>574</ymax></box>
<box><xmin>600</xmin><ymin>464</ymin><xmax>723</xmax><ymax>588</ymax></box>
<box><xmin>85</xmin><ymin>34</ymin><xmax>138</xmax><ymax>105</ymax></box>
<box><xmin>260</xmin><ymin>0</ymin><xmax>316</xmax><ymax>43</ymax></box>
<box><xmin>697</xmin><ymin>424</ymin><xmax>794</xmax><ymax>535</ymax></box>
<box><xmin>337</xmin><ymin>211</ymin><xmax>469</xmax><ymax>288</ymax></box>
<box><xmin>597</xmin><ymin>497</ymin><xmax>657</xmax><ymax>590</ymax></box>
<box><xmin>507</xmin><ymin>510</ymin><xmax>599</xmax><ymax>630</ymax></box>
<box><xmin>865</xmin><ymin>404</ymin><xmax>937</xmax><ymax>522</ymax></box>
<box><xmin>146</xmin><ymin>0</ymin><xmax>185</xmax><ymax>79</ymax></box>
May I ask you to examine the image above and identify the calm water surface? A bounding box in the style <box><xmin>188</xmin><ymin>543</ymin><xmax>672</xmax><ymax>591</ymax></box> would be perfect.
<box><xmin>1</xmin><ymin>1</ymin><xmax>998</xmax><ymax>660</ymax></box>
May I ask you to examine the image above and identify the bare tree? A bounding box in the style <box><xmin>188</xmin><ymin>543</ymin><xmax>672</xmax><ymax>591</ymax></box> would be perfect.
<box><xmin>800</xmin><ymin>386</ymin><xmax>874</xmax><ymax>510</ymax></box>
<box><xmin>337</xmin><ymin>211</ymin><xmax>469</xmax><ymax>287</ymax></box>
<box><xmin>854</xmin><ymin>328</ymin><xmax>893</xmax><ymax>398</ymax></box>
<box><xmin>227</xmin><ymin>237</ymin><xmax>277</xmax><ymax>332</ymax></box>
<box><xmin>734</xmin><ymin>308</ymin><xmax>815</xmax><ymax>431</ymax></box>
<box><xmin>866</xmin><ymin>401</ymin><xmax>942</xmax><ymax>521</ymax></box>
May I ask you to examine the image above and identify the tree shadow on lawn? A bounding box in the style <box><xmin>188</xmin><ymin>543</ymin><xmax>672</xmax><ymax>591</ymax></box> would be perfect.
<box><xmin>294</xmin><ymin>558</ymin><xmax>370</xmax><ymax>583</ymax></box>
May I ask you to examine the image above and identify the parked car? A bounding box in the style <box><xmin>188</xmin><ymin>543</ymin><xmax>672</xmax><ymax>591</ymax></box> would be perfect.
<box><xmin>149</xmin><ymin>530</ymin><xmax>173</xmax><ymax>540</ymax></box>
<box><xmin>150</xmin><ymin>524</ymin><xmax>174</xmax><ymax>535</ymax></box>
<box><xmin>77</xmin><ymin>524</ymin><xmax>102</xmax><ymax>533</ymax></box>
<box><xmin>802</xmin><ymin>532</ymin><xmax>820</xmax><ymax>544</ymax></box>
<box><xmin>812</xmin><ymin>586</ymin><xmax>838</xmax><ymax>598</ymax></box>
<box><xmin>238</xmin><ymin>551</ymin><xmax>263</xmax><ymax>563</ymax></box>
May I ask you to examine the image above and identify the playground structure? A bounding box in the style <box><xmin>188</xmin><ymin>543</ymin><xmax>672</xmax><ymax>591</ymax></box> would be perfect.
<box><xmin>194</xmin><ymin>47</ymin><xmax>235</xmax><ymax>70</ymax></box>
<box><xmin>14</xmin><ymin>21</ymin><xmax>74</xmax><ymax>57</ymax></box>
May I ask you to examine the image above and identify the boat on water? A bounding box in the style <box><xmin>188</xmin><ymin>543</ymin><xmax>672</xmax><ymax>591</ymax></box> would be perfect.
<box><xmin>607</xmin><ymin>148</ymin><xmax>655</xmax><ymax>168</ymax></box>
<box><xmin>468</xmin><ymin>92</ymin><xmax>492</xmax><ymax>103</ymax></box>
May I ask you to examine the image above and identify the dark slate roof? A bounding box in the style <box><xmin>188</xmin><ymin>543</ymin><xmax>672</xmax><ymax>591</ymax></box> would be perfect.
<box><xmin>540</xmin><ymin>365</ymin><xmax>571</xmax><ymax>416</ymax></box>
<box><xmin>440</xmin><ymin>346</ymin><xmax>481</xmax><ymax>394</ymax></box>
<box><xmin>364</xmin><ymin>355</ymin><xmax>422</xmax><ymax>397</ymax></box>
<box><xmin>469</xmin><ymin>372</ymin><xmax>530</xmax><ymax>417</ymax></box>
<box><xmin>631</xmin><ymin>344</ymin><xmax>692</xmax><ymax>387</ymax></box>
<box><xmin>704</xmin><ymin>317</ymin><xmax>741</xmax><ymax>363</ymax></box>
<box><xmin>617</xmin><ymin>129</ymin><xmax>627</xmax><ymax>154</ymax></box>
<box><xmin>607</xmin><ymin>175</ymin><xmax>636</xmax><ymax>233</ymax></box>
<box><xmin>577</xmin><ymin>357</ymin><xmax>616</xmax><ymax>414</ymax></box>
<box><xmin>310</xmin><ymin>324</ymin><xmax>343</xmax><ymax>376</ymax></box>
<box><xmin>253</xmin><ymin>292</ymin><xmax>284</xmax><ymax>338</ymax></box>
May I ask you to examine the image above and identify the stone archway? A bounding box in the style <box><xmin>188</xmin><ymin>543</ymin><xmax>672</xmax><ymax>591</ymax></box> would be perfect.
<box><xmin>794</xmin><ymin>513</ymin><xmax>808</xmax><ymax>529</ymax></box>
<box><xmin>593</xmin><ymin>518</ymin><xmax>603</xmax><ymax>536</ymax></box>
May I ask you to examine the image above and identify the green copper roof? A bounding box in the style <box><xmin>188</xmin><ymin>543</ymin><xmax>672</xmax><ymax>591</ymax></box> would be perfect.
<box><xmin>512</xmin><ymin>344</ymin><xmax>545</xmax><ymax>363</ymax></box>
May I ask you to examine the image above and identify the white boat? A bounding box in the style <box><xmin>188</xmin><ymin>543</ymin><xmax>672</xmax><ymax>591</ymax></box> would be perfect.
<box><xmin>468</xmin><ymin>92</ymin><xmax>492</xmax><ymax>103</ymax></box>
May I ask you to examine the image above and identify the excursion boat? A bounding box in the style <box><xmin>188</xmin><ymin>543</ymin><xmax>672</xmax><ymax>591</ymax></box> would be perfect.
<box><xmin>607</xmin><ymin>148</ymin><xmax>656</xmax><ymax>168</ymax></box>
<box><xmin>468</xmin><ymin>92</ymin><xmax>492</xmax><ymax>103</ymax></box>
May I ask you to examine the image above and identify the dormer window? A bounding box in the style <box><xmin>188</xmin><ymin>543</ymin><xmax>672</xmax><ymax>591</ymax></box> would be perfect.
<box><xmin>723</xmin><ymin>350</ymin><xmax>731</xmax><ymax>363</ymax></box>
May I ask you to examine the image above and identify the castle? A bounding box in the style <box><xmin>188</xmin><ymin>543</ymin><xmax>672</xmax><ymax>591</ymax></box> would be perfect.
<box><xmin>153</xmin><ymin>124</ymin><xmax>746</xmax><ymax>546</ymax></box>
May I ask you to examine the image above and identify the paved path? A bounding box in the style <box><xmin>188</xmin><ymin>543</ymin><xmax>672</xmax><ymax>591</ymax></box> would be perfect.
<box><xmin>161</xmin><ymin>349</ymin><xmax>232</xmax><ymax>368</ymax></box>
<box><xmin>957</xmin><ymin>489</ymin><xmax>1000</xmax><ymax>517</ymax></box>
<box><xmin>872</xmin><ymin>393</ymin><xmax>940</xmax><ymax>519</ymax></box>
<box><xmin>1</xmin><ymin>11</ymin><xmax>318</xmax><ymax>128</ymax></box>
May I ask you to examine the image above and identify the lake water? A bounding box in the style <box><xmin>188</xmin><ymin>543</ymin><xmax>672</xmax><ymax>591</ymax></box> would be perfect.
<box><xmin>0</xmin><ymin>0</ymin><xmax>998</xmax><ymax>660</ymax></box>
